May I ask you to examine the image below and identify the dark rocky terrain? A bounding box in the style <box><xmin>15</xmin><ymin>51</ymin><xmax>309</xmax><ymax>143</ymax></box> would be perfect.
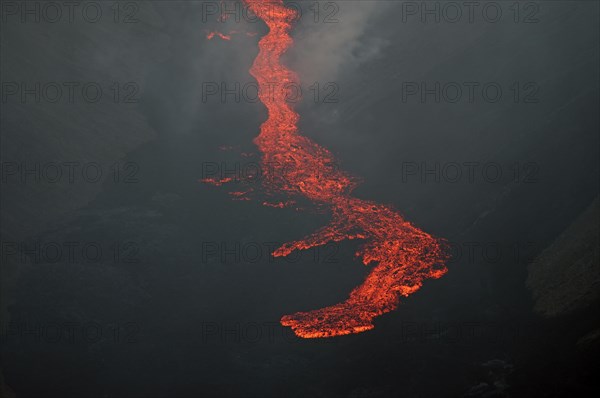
<box><xmin>1</xmin><ymin>1</ymin><xmax>598</xmax><ymax>396</ymax></box>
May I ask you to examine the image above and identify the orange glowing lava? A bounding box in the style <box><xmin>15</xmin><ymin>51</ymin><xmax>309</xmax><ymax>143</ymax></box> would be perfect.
<box><xmin>206</xmin><ymin>0</ymin><xmax>449</xmax><ymax>338</ymax></box>
<box><xmin>206</xmin><ymin>30</ymin><xmax>232</xmax><ymax>40</ymax></box>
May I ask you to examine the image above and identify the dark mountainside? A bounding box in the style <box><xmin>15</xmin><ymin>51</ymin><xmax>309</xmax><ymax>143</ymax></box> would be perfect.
<box><xmin>1</xmin><ymin>1</ymin><xmax>598</xmax><ymax>397</ymax></box>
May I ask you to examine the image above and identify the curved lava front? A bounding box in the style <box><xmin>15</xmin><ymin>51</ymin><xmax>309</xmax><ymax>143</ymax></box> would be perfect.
<box><xmin>208</xmin><ymin>0</ymin><xmax>449</xmax><ymax>338</ymax></box>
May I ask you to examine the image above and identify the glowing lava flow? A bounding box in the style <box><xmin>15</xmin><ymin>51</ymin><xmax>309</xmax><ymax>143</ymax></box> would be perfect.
<box><xmin>215</xmin><ymin>0</ymin><xmax>448</xmax><ymax>338</ymax></box>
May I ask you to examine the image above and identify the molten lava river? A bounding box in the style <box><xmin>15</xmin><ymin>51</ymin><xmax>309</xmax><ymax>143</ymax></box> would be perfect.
<box><xmin>204</xmin><ymin>0</ymin><xmax>449</xmax><ymax>338</ymax></box>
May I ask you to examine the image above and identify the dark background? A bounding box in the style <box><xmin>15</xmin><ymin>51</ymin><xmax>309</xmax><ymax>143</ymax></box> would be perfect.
<box><xmin>1</xmin><ymin>1</ymin><xmax>599</xmax><ymax>397</ymax></box>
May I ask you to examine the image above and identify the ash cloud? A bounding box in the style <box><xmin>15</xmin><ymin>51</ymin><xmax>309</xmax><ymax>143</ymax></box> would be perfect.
<box><xmin>288</xmin><ymin>0</ymin><xmax>392</xmax><ymax>83</ymax></box>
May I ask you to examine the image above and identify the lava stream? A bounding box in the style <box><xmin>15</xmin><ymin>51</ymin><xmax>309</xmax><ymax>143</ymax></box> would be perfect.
<box><xmin>213</xmin><ymin>0</ymin><xmax>449</xmax><ymax>338</ymax></box>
